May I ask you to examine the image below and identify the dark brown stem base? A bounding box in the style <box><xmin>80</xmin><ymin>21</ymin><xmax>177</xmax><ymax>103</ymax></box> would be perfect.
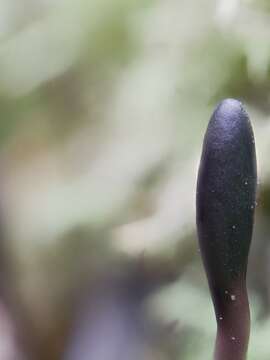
<box><xmin>213</xmin><ymin>284</ymin><xmax>250</xmax><ymax>360</ymax></box>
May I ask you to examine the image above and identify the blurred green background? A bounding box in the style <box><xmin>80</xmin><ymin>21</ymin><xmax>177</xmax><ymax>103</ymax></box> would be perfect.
<box><xmin>0</xmin><ymin>0</ymin><xmax>269</xmax><ymax>359</ymax></box>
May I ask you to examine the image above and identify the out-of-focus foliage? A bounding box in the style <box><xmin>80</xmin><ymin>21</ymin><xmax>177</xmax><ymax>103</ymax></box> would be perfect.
<box><xmin>0</xmin><ymin>0</ymin><xmax>269</xmax><ymax>359</ymax></box>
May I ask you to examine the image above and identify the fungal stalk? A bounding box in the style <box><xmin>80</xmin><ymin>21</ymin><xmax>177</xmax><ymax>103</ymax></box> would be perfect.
<box><xmin>196</xmin><ymin>99</ymin><xmax>257</xmax><ymax>360</ymax></box>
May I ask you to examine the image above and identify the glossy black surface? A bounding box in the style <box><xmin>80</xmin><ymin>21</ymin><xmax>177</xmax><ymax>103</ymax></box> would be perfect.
<box><xmin>196</xmin><ymin>98</ymin><xmax>257</xmax><ymax>291</ymax></box>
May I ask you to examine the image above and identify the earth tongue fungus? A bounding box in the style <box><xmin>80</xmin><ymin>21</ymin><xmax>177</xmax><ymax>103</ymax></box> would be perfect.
<box><xmin>196</xmin><ymin>99</ymin><xmax>257</xmax><ymax>360</ymax></box>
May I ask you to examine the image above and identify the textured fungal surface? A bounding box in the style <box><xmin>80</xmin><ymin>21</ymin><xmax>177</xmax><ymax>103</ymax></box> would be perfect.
<box><xmin>196</xmin><ymin>98</ymin><xmax>257</xmax><ymax>360</ymax></box>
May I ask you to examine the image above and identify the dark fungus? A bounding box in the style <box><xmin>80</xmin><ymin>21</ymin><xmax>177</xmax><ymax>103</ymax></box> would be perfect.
<box><xmin>196</xmin><ymin>99</ymin><xmax>257</xmax><ymax>360</ymax></box>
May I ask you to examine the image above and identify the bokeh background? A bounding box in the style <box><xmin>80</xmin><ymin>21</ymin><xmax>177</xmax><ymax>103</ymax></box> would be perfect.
<box><xmin>0</xmin><ymin>0</ymin><xmax>269</xmax><ymax>359</ymax></box>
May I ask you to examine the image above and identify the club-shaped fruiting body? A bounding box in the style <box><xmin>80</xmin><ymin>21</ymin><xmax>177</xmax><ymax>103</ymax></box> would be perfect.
<box><xmin>196</xmin><ymin>99</ymin><xmax>257</xmax><ymax>360</ymax></box>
